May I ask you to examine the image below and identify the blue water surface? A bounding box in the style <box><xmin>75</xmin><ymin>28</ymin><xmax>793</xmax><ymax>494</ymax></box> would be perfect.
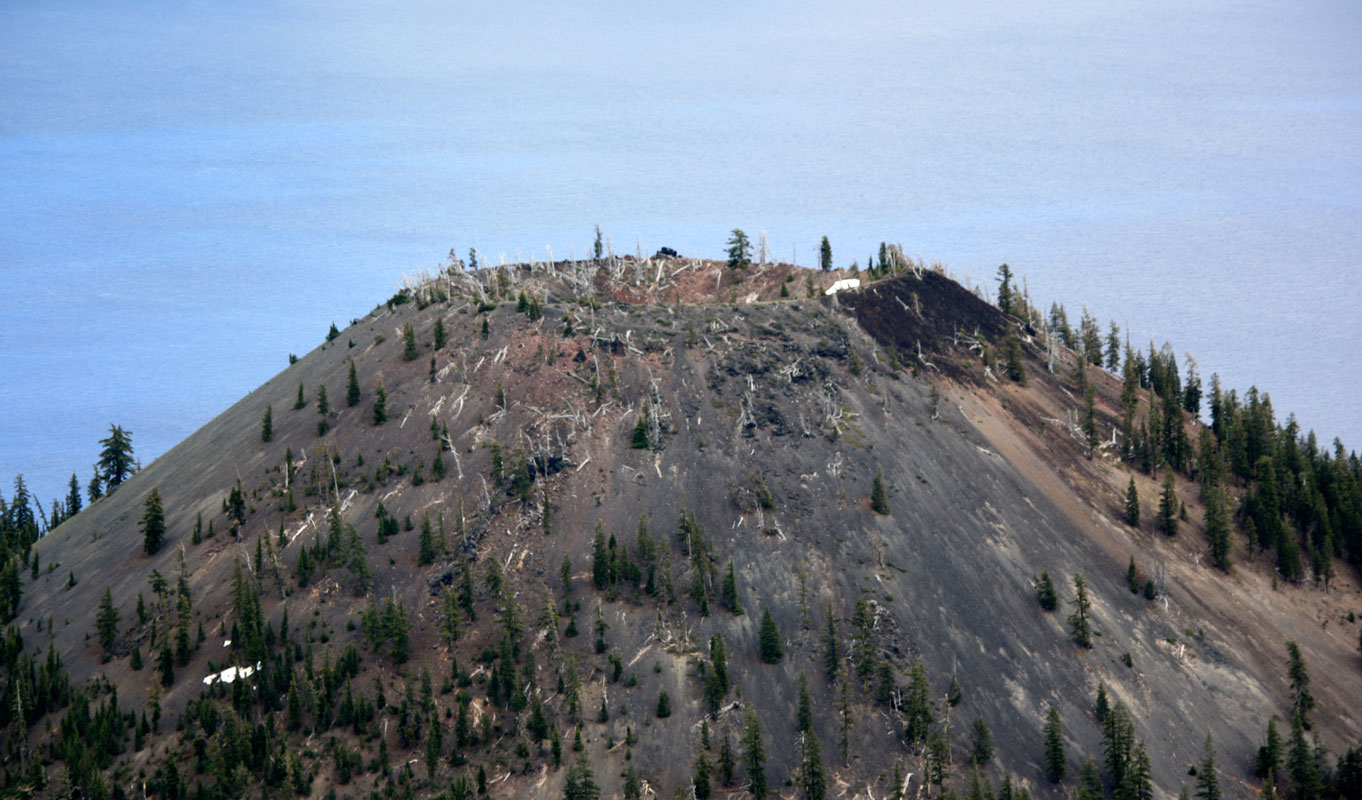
<box><xmin>2</xmin><ymin>0</ymin><xmax>1360</xmax><ymax>505</ymax></box>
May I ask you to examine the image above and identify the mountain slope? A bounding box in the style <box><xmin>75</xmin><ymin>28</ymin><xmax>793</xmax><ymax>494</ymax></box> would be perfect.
<box><xmin>12</xmin><ymin>257</ymin><xmax>1362</xmax><ymax>799</ymax></box>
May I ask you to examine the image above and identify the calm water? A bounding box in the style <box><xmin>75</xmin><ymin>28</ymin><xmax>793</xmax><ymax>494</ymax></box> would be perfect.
<box><xmin>2</xmin><ymin>0</ymin><xmax>1360</xmax><ymax>506</ymax></box>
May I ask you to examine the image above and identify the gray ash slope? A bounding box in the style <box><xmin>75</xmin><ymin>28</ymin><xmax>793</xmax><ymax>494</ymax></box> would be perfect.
<box><xmin>25</xmin><ymin>258</ymin><xmax>1362</xmax><ymax>799</ymax></box>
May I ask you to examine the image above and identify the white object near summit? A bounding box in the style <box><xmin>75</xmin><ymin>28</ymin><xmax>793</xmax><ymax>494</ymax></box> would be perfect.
<box><xmin>824</xmin><ymin>278</ymin><xmax>861</xmax><ymax>295</ymax></box>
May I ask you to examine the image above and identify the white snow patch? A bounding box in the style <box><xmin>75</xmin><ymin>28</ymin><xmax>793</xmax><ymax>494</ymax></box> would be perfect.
<box><xmin>203</xmin><ymin>662</ymin><xmax>261</xmax><ymax>686</ymax></box>
<box><xmin>824</xmin><ymin>278</ymin><xmax>861</xmax><ymax>295</ymax></box>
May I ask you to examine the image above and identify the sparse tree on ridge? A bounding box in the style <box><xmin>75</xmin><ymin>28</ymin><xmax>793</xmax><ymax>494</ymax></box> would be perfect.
<box><xmin>1106</xmin><ymin>321</ymin><xmax>1122</xmax><ymax>371</ymax></box>
<box><xmin>98</xmin><ymin>423</ymin><xmax>135</xmax><ymax>491</ymax></box>
<box><xmin>820</xmin><ymin>236</ymin><xmax>833</xmax><ymax>272</ymax></box>
<box><xmin>996</xmin><ymin>263</ymin><xmax>1014</xmax><ymax>316</ymax></box>
<box><xmin>726</xmin><ymin>229</ymin><xmax>752</xmax><ymax>270</ymax></box>
<box><xmin>66</xmin><ymin>473</ymin><xmax>83</xmax><ymax>517</ymax></box>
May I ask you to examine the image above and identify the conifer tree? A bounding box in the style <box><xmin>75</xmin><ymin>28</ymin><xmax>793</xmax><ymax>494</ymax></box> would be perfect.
<box><xmin>1125</xmin><ymin>478</ymin><xmax>1140</xmax><ymax>527</ymax></box>
<box><xmin>87</xmin><ymin>465</ymin><xmax>103</xmax><ymax>503</ymax></box>
<box><xmin>1261</xmin><ymin>770</ymin><xmax>1278</xmax><ymax>800</ymax></box>
<box><xmin>1068</xmin><ymin>574</ymin><xmax>1092</xmax><ymax>648</ymax></box>
<box><xmin>1256</xmin><ymin>717</ymin><xmax>1283</xmax><ymax>778</ymax></box>
<box><xmin>691</xmin><ymin>748</ymin><xmax>712</xmax><ymax>799</ymax></box>
<box><xmin>434</xmin><ymin>317</ymin><xmax>446</xmax><ymax>350</ymax></box>
<box><xmin>819</xmin><ymin>236</ymin><xmax>833</xmax><ymax>272</ymax></box>
<box><xmin>903</xmin><ymin>659</ymin><xmax>933</xmax><ymax>746</ymax></box>
<box><xmin>796</xmin><ymin>669</ymin><xmax>813</xmax><ymax>733</ymax></box>
<box><xmin>260</xmin><ymin>404</ymin><xmax>273</xmax><ymax>442</ymax></box>
<box><xmin>327</xmin><ymin>321</ymin><xmax>340</xmax><ymax>341</ymax></box>
<box><xmin>562</xmin><ymin>752</ymin><xmax>600</xmax><ymax>800</ymax></box>
<box><xmin>1035</xmin><ymin>569</ymin><xmax>1058</xmax><ymax>611</ymax></box>
<box><xmin>158</xmin><ymin>645</ymin><xmax>174</xmax><ymax>686</ymax></box>
<box><xmin>1285</xmin><ymin>641</ymin><xmax>1314</xmax><ymax>726</ymax></box>
<box><xmin>1078</xmin><ymin>759</ymin><xmax>1103</xmax><ymax>800</ymax></box>
<box><xmin>1106</xmin><ymin>322</ymin><xmax>1122</xmax><ymax>371</ymax></box>
<box><xmin>96</xmin><ymin>586</ymin><xmax>119</xmax><ymax>654</ymax></box>
<box><xmin>1043</xmin><ymin>706</ymin><xmax>1066</xmax><ymax>782</ymax></box>
<box><xmin>852</xmin><ymin>597</ymin><xmax>877</xmax><ymax>684</ymax></box>
<box><xmin>293</xmin><ymin>381</ymin><xmax>306</xmax><ymax>410</ymax></box>
<box><xmin>877</xmin><ymin>660</ymin><xmax>897</xmax><ymax>708</ymax></box>
<box><xmin>631</xmin><ymin>413</ymin><xmax>649</xmax><ymax>449</ymax></box>
<box><xmin>801</xmin><ymin>728</ymin><xmax>828</xmax><ymax>800</ymax></box>
<box><xmin>372</xmin><ymin>385</ymin><xmax>387</xmax><ymax>425</ymax></box>
<box><xmin>721</xmin><ymin>560</ymin><xmax>743</xmax><ymax>614</ymax></box>
<box><xmin>418</xmin><ymin>515</ymin><xmax>437</xmax><ymax>566</ymax></box>
<box><xmin>347</xmin><ymin>359</ymin><xmax>361</xmax><ymax>406</ymax></box>
<box><xmin>1084</xmin><ymin>382</ymin><xmax>1099</xmax><ymax>457</ymax></box>
<box><xmin>98</xmin><ymin>423</ymin><xmax>135</xmax><ymax>490</ymax></box>
<box><xmin>1159</xmin><ymin>470</ymin><xmax>1179</xmax><ymax>536</ymax></box>
<box><xmin>837</xmin><ymin>660</ymin><xmax>853</xmax><ymax>762</ymax></box>
<box><xmin>701</xmin><ymin>633</ymin><xmax>730</xmax><ymax>713</ymax></box>
<box><xmin>822</xmin><ymin>602</ymin><xmax>840</xmax><ymax>681</ymax></box>
<box><xmin>871</xmin><ymin>468</ymin><xmax>890</xmax><ymax>515</ymax></box>
<box><xmin>996</xmin><ymin>263</ymin><xmax>1014</xmax><ymax>315</ymax></box>
<box><xmin>1205</xmin><ymin>482</ymin><xmax>1231</xmax><ymax>571</ymax></box>
<box><xmin>316</xmin><ymin>384</ymin><xmax>329</xmax><ymax>415</ymax></box>
<box><xmin>718</xmin><ymin>729</ymin><xmax>736</xmax><ymax>787</ymax></box>
<box><xmin>1102</xmin><ymin>702</ymin><xmax>1136</xmax><ymax>788</ymax></box>
<box><xmin>726</xmin><ymin>229</ymin><xmax>751</xmax><ymax>270</ymax></box>
<box><xmin>591</xmin><ymin>523</ymin><xmax>610</xmax><ymax>590</ymax></box>
<box><xmin>141</xmin><ymin>486</ymin><xmax>166</xmax><ymax>555</ymax></box>
<box><xmin>742</xmin><ymin>709</ymin><xmax>767</xmax><ymax>799</ymax></box>
<box><xmin>926</xmin><ymin>731</ymin><xmax>949</xmax><ymax>788</ymax></box>
<box><xmin>227</xmin><ymin>479</ymin><xmax>246</xmax><ymax>528</ymax></box>
<box><xmin>1195</xmin><ymin>734</ymin><xmax>1221</xmax><ymax>800</ymax></box>
<box><xmin>758</xmin><ymin>605</ymin><xmax>783</xmax><ymax>663</ymax></box>
<box><xmin>66</xmin><ymin>472</ymin><xmax>83</xmax><ymax>517</ymax></box>
<box><xmin>1096</xmin><ymin>682</ymin><xmax>1110</xmax><ymax>722</ymax></box>
<box><xmin>402</xmin><ymin>322</ymin><xmax>418</xmax><ymax>360</ymax></box>
<box><xmin>1287</xmin><ymin>712</ymin><xmax>1322</xmax><ymax>799</ymax></box>
<box><xmin>971</xmin><ymin>718</ymin><xmax>994</xmax><ymax>765</ymax></box>
<box><xmin>1123</xmin><ymin>740</ymin><xmax>1153</xmax><ymax>800</ymax></box>
<box><xmin>1005</xmin><ymin>329</ymin><xmax>1026</xmax><ymax>383</ymax></box>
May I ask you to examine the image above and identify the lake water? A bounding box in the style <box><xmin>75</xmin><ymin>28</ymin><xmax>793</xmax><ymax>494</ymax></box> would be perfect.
<box><xmin>2</xmin><ymin>0</ymin><xmax>1360</xmax><ymax>507</ymax></box>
